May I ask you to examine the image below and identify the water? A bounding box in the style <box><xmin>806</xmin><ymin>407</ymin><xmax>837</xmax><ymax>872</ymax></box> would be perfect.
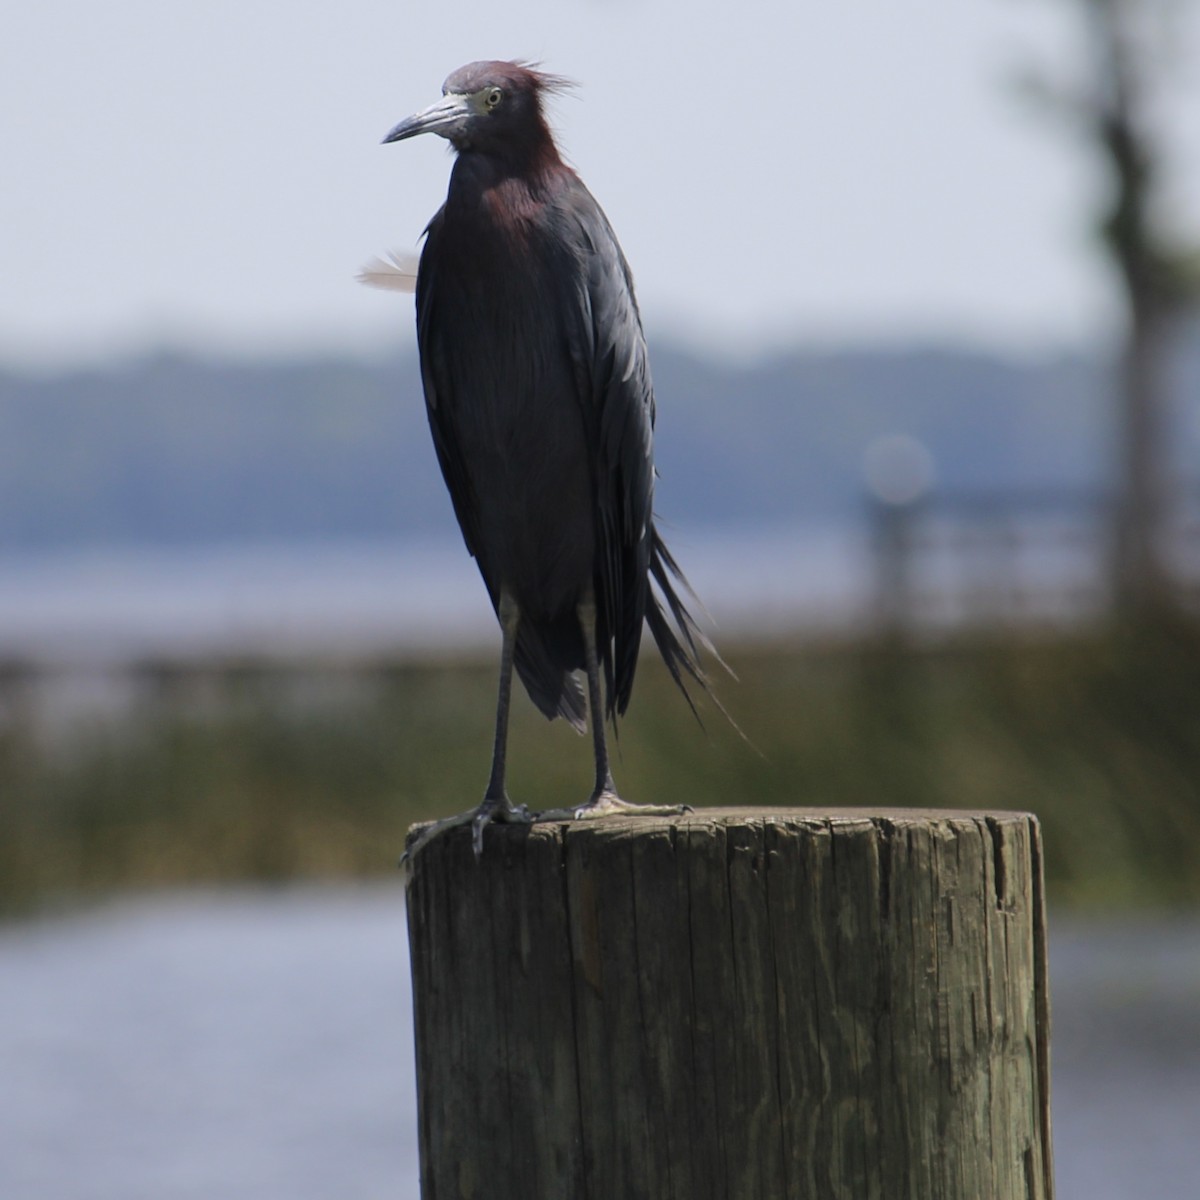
<box><xmin>1046</xmin><ymin>918</ymin><xmax>1200</xmax><ymax>1197</ymax></box>
<box><xmin>0</xmin><ymin>530</ymin><xmax>869</xmax><ymax>666</ymax></box>
<box><xmin>1</xmin><ymin>887</ymin><xmax>1197</xmax><ymax>1199</ymax></box>
<box><xmin>0</xmin><ymin>888</ymin><xmax>417</xmax><ymax>1200</ymax></box>
<box><xmin>0</xmin><ymin>532</ymin><xmax>870</xmax><ymax>728</ymax></box>
<box><xmin>0</xmin><ymin>512</ymin><xmax>1144</xmax><ymax>673</ymax></box>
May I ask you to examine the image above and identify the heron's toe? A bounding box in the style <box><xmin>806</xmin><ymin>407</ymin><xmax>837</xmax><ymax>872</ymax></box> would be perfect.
<box><xmin>470</xmin><ymin>794</ymin><xmax>534</xmax><ymax>858</ymax></box>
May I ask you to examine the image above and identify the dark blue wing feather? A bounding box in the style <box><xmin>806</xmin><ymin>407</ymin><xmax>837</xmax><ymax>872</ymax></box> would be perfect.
<box><xmin>558</xmin><ymin>181</ymin><xmax>710</xmax><ymax>719</ymax></box>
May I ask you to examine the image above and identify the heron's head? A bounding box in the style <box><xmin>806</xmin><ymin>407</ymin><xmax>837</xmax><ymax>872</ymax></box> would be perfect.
<box><xmin>382</xmin><ymin>61</ymin><xmax>570</xmax><ymax>160</ymax></box>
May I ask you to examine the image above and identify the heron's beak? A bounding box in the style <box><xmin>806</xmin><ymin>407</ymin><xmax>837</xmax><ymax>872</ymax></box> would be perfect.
<box><xmin>382</xmin><ymin>93</ymin><xmax>472</xmax><ymax>144</ymax></box>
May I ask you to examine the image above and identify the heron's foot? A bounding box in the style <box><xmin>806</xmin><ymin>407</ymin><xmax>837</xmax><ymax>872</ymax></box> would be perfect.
<box><xmin>537</xmin><ymin>792</ymin><xmax>693</xmax><ymax>822</ymax></box>
<box><xmin>400</xmin><ymin>794</ymin><xmax>532</xmax><ymax>871</ymax></box>
<box><xmin>577</xmin><ymin>792</ymin><xmax>693</xmax><ymax>819</ymax></box>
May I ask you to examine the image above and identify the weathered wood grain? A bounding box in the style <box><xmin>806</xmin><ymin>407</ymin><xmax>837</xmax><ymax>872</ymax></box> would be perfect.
<box><xmin>405</xmin><ymin>808</ymin><xmax>1054</xmax><ymax>1199</ymax></box>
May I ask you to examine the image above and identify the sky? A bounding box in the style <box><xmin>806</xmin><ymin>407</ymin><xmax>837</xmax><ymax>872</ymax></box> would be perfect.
<box><xmin>2</xmin><ymin>1</ymin><xmax>1198</xmax><ymax>369</ymax></box>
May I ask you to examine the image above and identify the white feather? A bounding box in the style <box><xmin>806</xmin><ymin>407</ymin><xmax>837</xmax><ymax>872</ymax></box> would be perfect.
<box><xmin>357</xmin><ymin>250</ymin><xmax>419</xmax><ymax>294</ymax></box>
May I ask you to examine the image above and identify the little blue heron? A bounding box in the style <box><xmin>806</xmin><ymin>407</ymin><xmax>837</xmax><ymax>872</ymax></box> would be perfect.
<box><xmin>383</xmin><ymin>61</ymin><xmax>716</xmax><ymax>858</ymax></box>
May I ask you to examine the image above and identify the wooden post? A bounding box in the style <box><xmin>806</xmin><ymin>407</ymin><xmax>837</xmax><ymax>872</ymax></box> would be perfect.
<box><xmin>404</xmin><ymin>808</ymin><xmax>1054</xmax><ymax>1200</ymax></box>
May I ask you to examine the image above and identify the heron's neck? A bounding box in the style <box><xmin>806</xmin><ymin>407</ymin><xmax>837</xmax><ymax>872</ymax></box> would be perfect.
<box><xmin>447</xmin><ymin>144</ymin><xmax>570</xmax><ymax>224</ymax></box>
<box><xmin>452</xmin><ymin>126</ymin><xmax>564</xmax><ymax>183</ymax></box>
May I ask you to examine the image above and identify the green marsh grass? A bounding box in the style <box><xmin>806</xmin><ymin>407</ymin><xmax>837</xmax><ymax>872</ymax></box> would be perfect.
<box><xmin>3</xmin><ymin>625</ymin><xmax>1200</xmax><ymax>914</ymax></box>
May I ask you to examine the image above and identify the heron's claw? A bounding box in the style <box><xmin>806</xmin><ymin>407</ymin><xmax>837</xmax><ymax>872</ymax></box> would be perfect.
<box><xmin>400</xmin><ymin>795</ymin><xmax>532</xmax><ymax>875</ymax></box>
<box><xmin>470</xmin><ymin>796</ymin><xmax>532</xmax><ymax>859</ymax></box>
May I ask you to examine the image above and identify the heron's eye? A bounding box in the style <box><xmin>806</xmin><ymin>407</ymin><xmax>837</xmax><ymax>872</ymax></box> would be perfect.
<box><xmin>485</xmin><ymin>87</ymin><xmax>503</xmax><ymax>110</ymax></box>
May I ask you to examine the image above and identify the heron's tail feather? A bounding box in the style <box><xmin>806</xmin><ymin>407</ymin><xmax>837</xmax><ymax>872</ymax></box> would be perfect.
<box><xmin>514</xmin><ymin>625</ymin><xmax>588</xmax><ymax>733</ymax></box>
<box><xmin>356</xmin><ymin>250</ymin><xmax>419</xmax><ymax>294</ymax></box>
<box><xmin>644</xmin><ymin>527</ymin><xmax>737</xmax><ymax>728</ymax></box>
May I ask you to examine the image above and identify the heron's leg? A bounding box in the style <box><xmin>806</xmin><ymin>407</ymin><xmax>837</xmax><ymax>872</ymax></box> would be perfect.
<box><xmin>400</xmin><ymin>589</ymin><xmax>531</xmax><ymax>868</ymax></box>
<box><xmin>535</xmin><ymin>593</ymin><xmax>687</xmax><ymax>821</ymax></box>
<box><xmin>465</xmin><ymin>588</ymin><xmax>533</xmax><ymax>854</ymax></box>
<box><xmin>482</xmin><ymin>589</ymin><xmax>521</xmax><ymax>801</ymax></box>
<box><xmin>579</xmin><ymin>591</ymin><xmax>620</xmax><ymax>805</ymax></box>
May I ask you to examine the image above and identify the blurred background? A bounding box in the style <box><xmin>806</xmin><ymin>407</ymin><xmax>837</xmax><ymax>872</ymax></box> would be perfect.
<box><xmin>3</xmin><ymin>1</ymin><xmax>1200</xmax><ymax>1197</ymax></box>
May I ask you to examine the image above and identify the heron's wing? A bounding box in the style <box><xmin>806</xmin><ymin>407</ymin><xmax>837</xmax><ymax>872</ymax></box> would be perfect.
<box><xmin>559</xmin><ymin>182</ymin><xmax>716</xmax><ymax>720</ymax></box>
<box><xmin>553</xmin><ymin>185</ymin><xmax>654</xmax><ymax>716</ymax></box>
